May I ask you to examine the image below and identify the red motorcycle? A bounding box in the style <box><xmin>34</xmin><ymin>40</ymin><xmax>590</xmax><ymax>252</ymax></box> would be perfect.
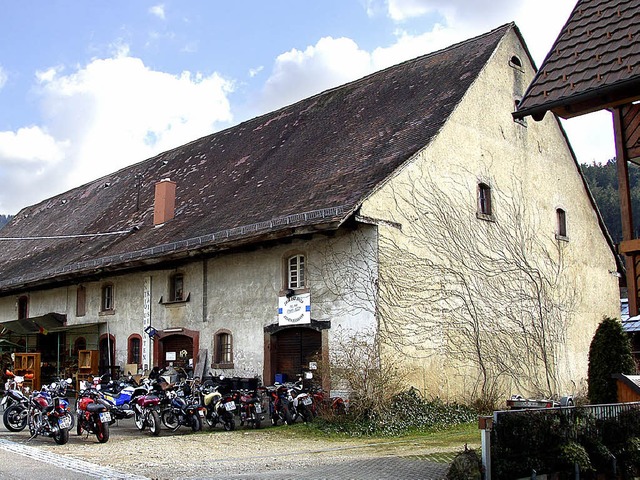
<box><xmin>309</xmin><ymin>386</ymin><xmax>347</xmax><ymax>416</ymax></box>
<box><xmin>132</xmin><ymin>384</ymin><xmax>161</xmax><ymax>436</ymax></box>
<box><xmin>231</xmin><ymin>389</ymin><xmax>264</xmax><ymax>429</ymax></box>
<box><xmin>76</xmin><ymin>388</ymin><xmax>111</xmax><ymax>443</ymax></box>
<box><xmin>264</xmin><ymin>385</ymin><xmax>292</xmax><ymax>426</ymax></box>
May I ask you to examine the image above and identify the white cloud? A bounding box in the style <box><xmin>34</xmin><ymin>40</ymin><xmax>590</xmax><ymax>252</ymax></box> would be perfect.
<box><xmin>256</xmin><ymin>0</ymin><xmax>613</xmax><ymax>164</ymax></box>
<box><xmin>0</xmin><ymin>127</ymin><xmax>68</xmax><ymax>164</ymax></box>
<box><xmin>149</xmin><ymin>4</ymin><xmax>166</xmax><ymax>20</ymax></box>
<box><xmin>0</xmin><ymin>66</ymin><xmax>6</xmax><ymax>90</ymax></box>
<box><xmin>258</xmin><ymin>37</ymin><xmax>373</xmax><ymax>112</ymax></box>
<box><xmin>561</xmin><ymin>112</ymin><xmax>616</xmax><ymax>165</ymax></box>
<box><xmin>0</xmin><ymin>51</ymin><xmax>234</xmax><ymax>213</ymax></box>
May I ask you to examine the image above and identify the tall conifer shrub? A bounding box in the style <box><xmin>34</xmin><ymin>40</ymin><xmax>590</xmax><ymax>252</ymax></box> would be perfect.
<box><xmin>587</xmin><ymin>317</ymin><xmax>635</xmax><ymax>404</ymax></box>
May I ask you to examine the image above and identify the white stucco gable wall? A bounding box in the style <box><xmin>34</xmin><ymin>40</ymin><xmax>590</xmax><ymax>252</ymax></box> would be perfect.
<box><xmin>359</xmin><ymin>26</ymin><xmax>619</xmax><ymax>401</ymax></box>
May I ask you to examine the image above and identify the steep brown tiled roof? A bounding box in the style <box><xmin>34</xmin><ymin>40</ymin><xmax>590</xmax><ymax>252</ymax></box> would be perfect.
<box><xmin>0</xmin><ymin>24</ymin><xmax>513</xmax><ymax>293</ymax></box>
<box><xmin>515</xmin><ymin>0</ymin><xmax>640</xmax><ymax>120</ymax></box>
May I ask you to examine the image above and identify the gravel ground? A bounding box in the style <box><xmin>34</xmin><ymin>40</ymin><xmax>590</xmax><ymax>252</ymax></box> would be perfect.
<box><xmin>18</xmin><ymin>419</ymin><xmax>473</xmax><ymax>479</ymax></box>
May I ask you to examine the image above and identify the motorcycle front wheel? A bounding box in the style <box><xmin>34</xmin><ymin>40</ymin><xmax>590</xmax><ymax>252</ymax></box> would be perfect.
<box><xmin>282</xmin><ymin>405</ymin><xmax>293</xmax><ymax>426</ymax></box>
<box><xmin>53</xmin><ymin>427</ymin><xmax>70</xmax><ymax>445</ymax></box>
<box><xmin>95</xmin><ymin>419</ymin><xmax>109</xmax><ymax>443</ymax></box>
<box><xmin>148</xmin><ymin>410</ymin><xmax>161</xmax><ymax>436</ymax></box>
<box><xmin>134</xmin><ymin>410</ymin><xmax>145</xmax><ymax>431</ymax></box>
<box><xmin>251</xmin><ymin>413</ymin><xmax>261</xmax><ymax>429</ymax></box>
<box><xmin>76</xmin><ymin>414</ymin><xmax>83</xmax><ymax>436</ymax></box>
<box><xmin>222</xmin><ymin>413</ymin><xmax>235</xmax><ymax>431</ymax></box>
<box><xmin>161</xmin><ymin>409</ymin><xmax>180</xmax><ymax>432</ymax></box>
<box><xmin>189</xmin><ymin>413</ymin><xmax>201</xmax><ymax>432</ymax></box>
<box><xmin>3</xmin><ymin>404</ymin><xmax>27</xmax><ymax>432</ymax></box>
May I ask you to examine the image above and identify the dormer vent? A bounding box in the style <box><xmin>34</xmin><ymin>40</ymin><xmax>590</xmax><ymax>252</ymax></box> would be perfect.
<box><xmin>153</xmin><ymin>178</ymin><xmax>176</xmax><ymax>226</ymax></box>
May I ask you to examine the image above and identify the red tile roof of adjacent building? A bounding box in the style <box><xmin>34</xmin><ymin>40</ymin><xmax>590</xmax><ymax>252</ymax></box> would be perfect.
<box><xmin>514</xmin><ymin>0</ymin><xmax>640</xmax><ymax>120</ymax></box>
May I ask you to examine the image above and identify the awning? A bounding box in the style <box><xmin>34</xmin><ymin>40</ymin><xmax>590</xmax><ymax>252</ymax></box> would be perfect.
<box><xmin>0</xmin><ymin>312</ymin><xmax>67</xmax><ymax>334</ymax></box>
<box><xmin>0</xmin><ymin>338</ymin><xmax>23</xmax><ymax>351</ymax></box>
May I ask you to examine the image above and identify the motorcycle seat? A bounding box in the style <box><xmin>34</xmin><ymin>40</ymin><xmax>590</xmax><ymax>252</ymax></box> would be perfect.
<box><xmin>86</xmin><ymin>403</ymin><xmax>106</xmax><ymax>413</ymax></box>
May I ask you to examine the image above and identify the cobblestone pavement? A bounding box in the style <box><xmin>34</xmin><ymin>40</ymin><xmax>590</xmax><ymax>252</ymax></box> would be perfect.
<box><xmin>0</xmin><ymin>417</ymin><xmax>470</xmax><ymax>479</ymax></box>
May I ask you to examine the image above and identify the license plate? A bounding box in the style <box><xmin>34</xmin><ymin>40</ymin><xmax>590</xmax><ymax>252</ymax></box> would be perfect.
<box><xmin>224</xmin><ymin>401</ymin><xmax>236</xmax><ymax>411</ymax></box>
<box><xmin>302</xmin><ymin>397</ymin><xmax>313</xmax><ymax>405</ymax></box>
<box><xmin>58</xmin><ymin>416</ymin><xmax>72</xmax><ymax>429</ymax></box>
<box><xmin>254</xmin><ymin>404</ymin><xmax>262</xmax><ymax>413</ymax></box>
<box><xmin>99</xmin><ymin>412</ymin><xmax>111</xmax><ymax>423</ymax></box>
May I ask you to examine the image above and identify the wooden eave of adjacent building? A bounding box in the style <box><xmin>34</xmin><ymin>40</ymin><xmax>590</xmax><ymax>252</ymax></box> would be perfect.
<box><xmin>513</xmin><ymin>0</ymin><xmax>640</xmax><ymax>122</ymax></box>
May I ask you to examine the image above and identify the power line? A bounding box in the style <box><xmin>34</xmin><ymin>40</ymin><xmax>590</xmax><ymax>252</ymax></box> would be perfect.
<box><xmin>0</xmin><ymin>228</ymin><xmax>134</xmax><ymax>241</ymax></box>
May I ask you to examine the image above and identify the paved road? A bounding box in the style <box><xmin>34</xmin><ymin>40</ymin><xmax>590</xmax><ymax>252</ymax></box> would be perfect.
<box><xmin>0</xmin><ymin>412</ymin><xmax>457</xmax><ymax>479</ymax></box>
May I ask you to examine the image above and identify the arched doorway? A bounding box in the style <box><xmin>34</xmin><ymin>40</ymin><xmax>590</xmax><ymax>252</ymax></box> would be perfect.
<box><xmin>154</xmin><ymin>328</ymin><xmax>199</xmax><ymax>372</ymax></box>
<box><xmin>271</xmin><ymin>327</ymin><xmax>322</xmax><ymax>384</ymax></box>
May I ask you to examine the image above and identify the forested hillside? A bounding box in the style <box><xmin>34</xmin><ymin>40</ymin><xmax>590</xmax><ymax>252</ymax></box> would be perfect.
<box><xmin>580</xmin><ymin>159</ymin><xmax>640</xmax><ymax>244</ymax></box>
<box><xmin>0</xmin><ymin>215</ymin><xmax>12</xmax><ymax>230</ymax></box>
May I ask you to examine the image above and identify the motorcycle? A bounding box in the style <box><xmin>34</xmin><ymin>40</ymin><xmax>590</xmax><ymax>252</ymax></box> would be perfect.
<box><xmin>308</xmin><ymin>385</ymin><xmax>347</xmax><ymax>416</ymax></box>
<box><xmin>265</xmin><ymin>384</ymin><xmax>293</xmax><ymax>426</ymax></box>
<box><xmin>198</xmin><ymin>384</ymin><xmax>236</xmax><ymax>431</ymax></box>
<box><xmin>132</xmin><ymin>381</ymin><xmax>162</xmax><ymax>436</ymax></box>
<box><xmin>231</xmin><ymin>389</ymin><xmax>264</xmax><ymax>429</ymax></box>
<box><xmin>93</xmin><ymin>377</ymin><xmax>136</xmax><ymax>421</ymax></box>
<box><xmin>160</xmin><ymin>384</ymin><xmax>203</xmax><ymax>432</ymax></box>
<box><xmin>76</xmin><ymin>387</ymin><xmax>111</xmax><ymax>443</ymax></box>
<box><xmin>2</xmin><ymin>373</ymin><xmax>30</xmax><ymax>432</ymax></box>
<box><xmin>287</xmin><ymin>382</ymin><xmax>314</xmax><ymax>423</ymax></box>
<box><xmin>27</xmin><ymin>379</ymin><xmax>73</xmax><ymax>445</ymax></box>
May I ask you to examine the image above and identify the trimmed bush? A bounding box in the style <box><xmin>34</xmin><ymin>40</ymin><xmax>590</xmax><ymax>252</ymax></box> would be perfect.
<box><xmin>587</xmin><ymin>317</ymin><xmax>635</xmax><ymax>404</ymax></box>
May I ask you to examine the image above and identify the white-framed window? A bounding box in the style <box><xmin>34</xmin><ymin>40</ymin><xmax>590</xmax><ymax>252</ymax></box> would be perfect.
<box><xmin>101</xmin><ymin>283</ymin><xmax>114</xmax><ymax>312</ymax></box>
<box><xmin>288</xmin><ymin>254</ymin><xmax>305</xmax><ymax>290</ymax></box>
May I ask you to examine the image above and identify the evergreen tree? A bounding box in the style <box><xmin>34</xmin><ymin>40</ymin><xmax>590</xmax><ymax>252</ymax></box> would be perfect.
<box><xmin>0</xmin><ymin>215</ymin><xmax>12</xmax><ymax>230</ymax></box>
<box><xmin>580</xmin><ymin>159</ymin><xmax>640</xmax><ymax>244</ymax></box>
<box><xmin>587</xmin><ymin>317</ymin><xmax>635</xmax><ymax>404</ymax></box>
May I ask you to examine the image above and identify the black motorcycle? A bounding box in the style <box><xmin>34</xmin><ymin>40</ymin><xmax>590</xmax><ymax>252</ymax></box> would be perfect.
<box><xmin>76</xmin><ymin>387</ymin><xmax>111</xmax><ymax>443</ymax></box>
<box><xmin>0</xmin><ymin>376</ymin><xmax>29</xmax><ymax>432</ymax></box>
<box><xmin>160</xmin><ymin>383</ymin><xmax>202</xmax><ymax>432</ymax></box>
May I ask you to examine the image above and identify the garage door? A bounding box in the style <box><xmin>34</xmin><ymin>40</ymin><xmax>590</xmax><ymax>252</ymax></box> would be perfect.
<box><xmin>274</xmin><ymin>327</ymin><xmax>321</xmax><ymax>383</ymax></box>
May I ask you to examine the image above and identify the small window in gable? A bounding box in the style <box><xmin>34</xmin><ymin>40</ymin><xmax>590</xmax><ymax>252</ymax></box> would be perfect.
<box><xmin>288</xmin><ymin>254</ymin><xmax>306</xmax><ymax>290</ymax></box>
<box><xmin>477</xmin><ymin>183</ymin><xmax>493</xmax><ymax>219</ymax></box>
<box><xmin>509</xmin><ymin>55</ymin><xmax>523</xmax><ymax>70</ymax></box>
<box><xmin>170</xmin><ymin>273</ymin><xmax>184</xmax><ymax>302</ymax></box>
<box><xmin>556</xmin><ymin>208</ymin><xmax>568</xmax><ymax>240</ymax></box>
<box><xmin>101</xmin><ymin>283</ymin><xmax>114</xmax><ymax>312</ymax></box>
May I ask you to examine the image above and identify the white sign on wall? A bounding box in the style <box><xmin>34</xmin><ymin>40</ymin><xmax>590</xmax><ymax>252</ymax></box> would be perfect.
<box><xmin>142</xmin><ymin>276</ymin><xmax>152</xmax><ymax>370</ymax></box>
<box><xmin>278</xmin><ymin>293</ymin><xmax>311</xmax><ymax>326</ymax></box>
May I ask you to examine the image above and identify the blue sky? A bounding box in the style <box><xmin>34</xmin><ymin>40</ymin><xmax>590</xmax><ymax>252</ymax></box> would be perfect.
<box><xmin>0</xmin><ymin>0</ymin><xmax>614</xmax><ymax>214</ymax></box>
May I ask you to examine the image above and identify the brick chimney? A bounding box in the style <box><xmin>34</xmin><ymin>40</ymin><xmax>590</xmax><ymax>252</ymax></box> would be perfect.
<box><xmin>153</xmin><ymin>178</ymin><xmax>176</xmax><ymax>226</ymax></box>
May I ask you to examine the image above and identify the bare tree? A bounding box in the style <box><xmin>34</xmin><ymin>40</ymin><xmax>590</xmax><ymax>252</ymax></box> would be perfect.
<box><xmin>313</xmin><ymin>166</ymin><xmax>577</xmax><ymax>406</ymax></box>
